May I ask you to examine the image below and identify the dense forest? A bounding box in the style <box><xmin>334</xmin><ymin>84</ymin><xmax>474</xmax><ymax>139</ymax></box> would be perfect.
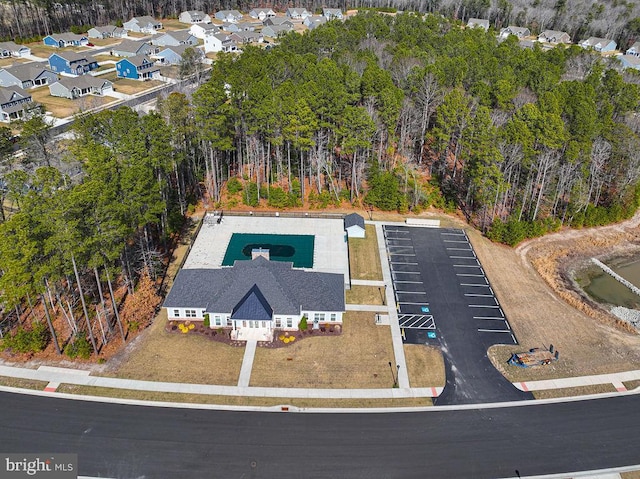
<box><xmin>4</xmin><ymin>0</ymin><xmax>640</xmax><ymax>49</ymax></box>
<box><xmin>2</xmin><ymin>11</ymin><xmax>640</xmax><ymax>356</ymax></box>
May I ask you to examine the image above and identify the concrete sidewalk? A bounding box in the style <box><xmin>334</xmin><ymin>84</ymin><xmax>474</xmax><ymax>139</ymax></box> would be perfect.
<box><xmin>0</xmin><ymin>365</ymin><xmax>442</xmax><ymax>399</ymax></box>
<box><xmin>514</xmin><ymin>369</ymin><xmax>640</xmax><ymax>393</ymax></box>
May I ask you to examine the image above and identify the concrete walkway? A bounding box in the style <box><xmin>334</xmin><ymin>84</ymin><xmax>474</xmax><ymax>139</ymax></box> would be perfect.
<box><xmin>351</xmin><ymin>279</ymin><xmax>386</xmax><ymax>287</ymax></box>
<box><xmin>514</xmin><ymin>369</ymin><xmax>640</xmax><ymax>393</ymax></box>
<box><xmin>374</xmin><ymin>222</ymin><xmax>410</xmax><ymax>388</ymax></box>
<box><xmin>0</xmin><ymin>365</ymin><xmax>442</xmax><ymax>399</ymax></box>
<box><xmin>237</xmin><ymin>340</ymin><xmax>257</xmax><ymax>387</ymax></box>
<box><xmin>345</xmin><ymin>304</ymin><xmax>388</xmax><ymax>312</ymax></box>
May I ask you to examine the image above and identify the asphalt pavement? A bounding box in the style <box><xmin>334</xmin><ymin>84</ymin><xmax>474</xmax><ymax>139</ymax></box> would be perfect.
<box><xmin>1</xmin><ymin>390</ymin><xmax>639</xmax><ymax>478</ymax></box>
<box><xmin>383</xmin><ymin>225</ymin><xmax>532</xmax><ymax>405</ymax></box>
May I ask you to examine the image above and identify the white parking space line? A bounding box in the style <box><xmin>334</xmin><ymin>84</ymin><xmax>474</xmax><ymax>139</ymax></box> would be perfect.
<box><xmin>396</xmin><ymin>291</ymin><xmax>427</xmax><ymax>295</ymax></box>
<box><xmin>398</xmin><ymin>302</ymin><xmax>429</xmax><ymax>305</ymax></box>
<box><xmin>393</xmin><ymin>271</ymin><xmax>421</xmax><ymax>274</ymax></box>
<box><xmin>473</xmin><ymin>316</ymin><xmax>505</xmax><ymax>320</ymax></box>
<box><xmin>464</xmin><ymin>293</ymin><xmax>495</xmax><ymax>297</ymax></box>
<box><xmin>446</xmin><ymin>247</ymin><xmax>472</xmax><ymax>251</ymax></box>
<box><xmin>441</xmin><ymin>232</ymin><xmax>465</xmax><ymax>236</ymax></box>
<box><xmin>449</xmin><ymin>256</ymin><xmax>478</xmax><ymax>260</ymax></box>
<box><xmin>444</xmin><ymin>240</ymin><xmax>470</xmax><ymax>243</ymax></box>
<box><xmin>395</xmin><ymin>281</ymin><xmax>424</xmax><ymax>284</ymax></box>
<box><xmin>478</xmin><ymin>329</ymin><xmax>512</xmax><ymax>333</ymax></box>
<box><xmin>391</xmin><ymin>253</ymin><xmax>417</xmax><ymax>257</ymax></box>
<box><xmin>469</xmin><ymin>305</ymin><xmax>501</xmax><ymax>308</ymax></box>
<box><xmin>453</xmin><ymin>264</ymin><xmax>482</xmax><ymax>268</ymax></box>
<box><xmin>386</xmin><ymin>237</ymin><xmax>412</xmax><ymax>241</ymax></box>
<box><xmin>511</xmin><ymin>334</ymin><xmax>516</xmax><ymax>343</ymax></box>
<box><xmin>456</xmin><ymin>273</ymin><xmax>485</xmax><ymax>277</ymax></box>
<box><xmin>461</xmin><ymin>283</ymin><xmax>490</xmax><ymax>287</ymax></box>
<box><xmin>390</xmin><ymin>262</ymin><xmax>418</xmax><ymax>265</ymax></box>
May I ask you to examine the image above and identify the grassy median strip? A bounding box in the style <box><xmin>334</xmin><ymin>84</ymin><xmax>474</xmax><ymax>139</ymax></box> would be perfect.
<box><xmin>349</xmin><ymin>224</ymin><xmax>382</xmax><ymax>281</ymax></box>
<box><xmin>0</xmin><ymin>376</ymin><xmax>49</xmax><ymax>390</ymax></box>
<box><xmin>623</xmin><ymin>380</ymin><xmax>640</xmax><ymax>390</ymax></box>
<box><xmin>345</xmin><ymin>285</ymin><xmax>386</xmax><ymax>305</ymax></box>
<box><xmin>532</xmin><ymin>384</ymin><xmax>616</xmax><ymax>399</ymax></box>
<box><xmin>56</xmin><ymin>384</ymin><xmax>432</xmax><ymax>407</ymax></box>
<box><xmin>250</xmin><ymin>311</ymin><xmax>396</xmax><ymax>389</ymax></box>
<box><xmin>404</xmin><ymin>344</ymin><xmax>446</xmax><ymax>388</ymax></box>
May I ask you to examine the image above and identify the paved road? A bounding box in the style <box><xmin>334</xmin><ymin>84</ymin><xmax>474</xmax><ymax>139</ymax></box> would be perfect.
<box><xmin>1</xmin><ymin>391</ymin><xmax>639</xmax><ymax>478</ymax></box>
<box><xmin>383</xmin><ymin>226</ymin><xmax>532</xmax><ymax>405</ymax></box>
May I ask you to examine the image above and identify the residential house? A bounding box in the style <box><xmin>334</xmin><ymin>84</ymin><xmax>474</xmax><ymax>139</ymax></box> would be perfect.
<box><xmin>123</xmin><ymin>16</ymin><xmax>163</xmax><ymax>34</ymax></box>
<box><xmin>215</xmin><ymin>10</ymin><xmax>243</xmax><ymax>23</ymax></box>
<box><xmin>49</xmin><ymin>75</ymin><xmax>113</xmax><ymax>99</ymax></box>
<box><xmin>179</xmin><ymin>10</ymin><xmax>212</xmax><ymax>24</ymax></box>
<box><xmin>43</xmin><ymin>33</ymin><xmax>89</xmax><ymax>48</ymax></box>
<box><xmin>304</xmin><ymin>15</ymin><xmax>327</xmax><ymax>30</ymax></box>
<box><xmin>262</xmin><ymin>24</ymin><xmax>293</xmax><ymax>38</ymax></box>
<box><xmin>153</xmin><ymin>30</ymin><xmax>198</xmax><ymax>47</ymax></box>
<box><xmin>263</xmin><ymin>17</ymin><xmax>294</xmax><ymax>28</ymax></box>
<box><xmin>116</xmin><ymin>55</ymin><xmax>160</xmax><ymax>80</ymax></box>
<box><xmin>344</xmin><ymin>213</ymin><xmax>365</xmax><ymax>238</ymax></box>
<box><xmin>0</xmin><ymin>86</ymin><xmax>34</xmax><ymax>122</ymax></box>
<box><xmin>0</xmin><ymin>64</ymin><xmax>58</xmax><ymax>89</ymax></box>
<box><xmin>498</xmin><ymin>26</ymin><xmax>530</xmax><ymax>39</ymax></box>
<box><xmin>467</xmin><ymin>18</ymin><xmax>489</xmax><ymax>30</ymax></box>
<box><xmin>620</xmin><ymin>54</ymin><xmax>640</xmax><ymax>70</ymax></box>
<box><xmin>204</xmin><ymin>33</ymin><xmax>238</xmax><ymax>53</ymax></box>
<box><xmin>153</xmin><ymin>44</ymin><xmax>203</xmax><ymax>65</ymax></box>
<box><xmin>322</xmin><ymin>8</ymin><xmax>343</xmax><ymax>20</ymax></box>
<box><xmin>578</xmin><ymin>37</ymin><xmax>617</xmax><ymax>52</ymax></box>
<box><xmin>626</xmin><ymin>42</ymin><xmax>640</xmax><ymax>56</ymax></box>
<box><xmin>48</xmin><ymin>52</ymin><xmax>98</xmax><ymax>76</ymax></box>
<box><xmin>249</xmin><ymin>8</ymin><xmax>275</xmax><ymax>21</ymax></box>
<box><xmin>190</xmin><ymin>23</ymin><xmax>221</xmax><ymax>39</ymax></box>
<box><xmin>538</xmin><ymin>30</ymin><xmax>571</xmax><ymax>44</ymax></box>
<box><xmin>87</xmin><ymin>25</ymin><xmax>125</xmax><ymax>39</ymax></box>
<box><xmin>111</xmin><ymin>39</ymin><xmax>155</xmax><ymax>57</ymax></box>
<box><xmin>163</xmin><ymin>256</ymin><xmax>345</xmax><ymax>342</ymax></box>
<box><xmin>286</xmin><ymin>8</ymin><xmax>310</xmax><ymax>19</ymax></box>
<box><xmin>0</xmin><ymin>41</ymin><xmax>31</xmax><ymax>57</ymax></box>
<box><xmin>230</xmin><ymin>31</ymin><xmax>263</xmax><ymax>45</ymax></box>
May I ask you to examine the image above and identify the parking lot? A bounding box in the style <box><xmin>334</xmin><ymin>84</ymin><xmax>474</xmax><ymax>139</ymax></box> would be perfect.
<box><xmin>383</xmin><ymin>225</ymin><xmax>531</xmax><ymax>404</ymax></box>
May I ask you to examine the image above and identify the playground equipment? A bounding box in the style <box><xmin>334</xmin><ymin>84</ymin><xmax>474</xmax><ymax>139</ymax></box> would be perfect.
<box><xmin>508</xmin><ymin>344</ymin><xmax>559</xmax><ymax>368</ymax></box>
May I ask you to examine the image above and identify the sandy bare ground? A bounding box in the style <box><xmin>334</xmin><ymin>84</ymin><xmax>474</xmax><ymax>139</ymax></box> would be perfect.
<box><xmin>473</xmin><ymin>212</ymin><xmax>640</xmax><ymax>382</ymax></box>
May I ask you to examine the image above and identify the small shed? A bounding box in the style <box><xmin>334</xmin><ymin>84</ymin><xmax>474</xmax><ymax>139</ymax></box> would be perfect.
<box><xmin>344</xmin><ymin>213</ymin><xmax>365</xmax><ymax>238</ymax></box>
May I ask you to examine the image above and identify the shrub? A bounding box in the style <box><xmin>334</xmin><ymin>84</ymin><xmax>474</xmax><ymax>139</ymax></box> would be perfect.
<box><xmin>203</xmin><ymin>313</ymin><xmax>210</xmax><ymax>328</ymax></box>
<box><xmin>64</xmin><ymin>336</ymin><xmax>92</xmax><ymax>359</ymax></box>
<box><xmin>2</xmin><ymin>322</ymin><xmax>49</xmax><ymax>353</ymax></box>
<box><xmin>227</xmin><ymin>177</ymin><xmax>243</xmax><ymax>195</ymax></box>
<box><xmin>299</xmin><ymin>316</ymin><xmax>308</xmax><ymax>331</ymax></box>
<box><xmin>267</xmin><ymin>186</ymin><xmax>289</xmax><ymax>208</ymax></box>
<box><xmin>243</xmin><ymin>182</ymin><xmax>259</xmax><ymax>207</ymax></box>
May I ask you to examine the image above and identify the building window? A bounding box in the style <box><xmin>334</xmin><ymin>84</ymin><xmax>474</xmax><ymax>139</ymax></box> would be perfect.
<box><xmin>227</xmin><ymin>317</ymin><xmax>232</xmax><ymax>327</ymax></box>
<box><xmin>330</xmin><ymin>313</ymin><xmax>337</xmax><ymax>322</ymax></box>
<box><xmin>173</xmin><ymin>309</ymin><xmax>180</xmax><ymax>317</ymax></box>
<box><xmin>214</xmin><ymin>316</ymin><xmax>221</xmax><ymax>326</ymax></box>
<box><xmin>261</xmin><ymin>321</ymin><xmax>266</xmax><ymax>328</ymax></box>
<box><xmin>314</xmin><ymin>313</ymin><xmax>325</xmax><ymax>322</ymax></box>
<box><xmin>242</xmin><ymin>321</ymin><xmax>247</xmax><ymax>327</ymax></box>
<box><xmin>286</xmin><ymin>318</ymin><xmax>293</xmax><ymax>328</ymax></box>
<box><xmin>185</xmin><ymin>309</ymin><xmax>196</xmax><ymax>318</ymax></box>
<box><xmin>275</xmin><ymin>318</ymin><xmax>281</xmax><ymax>328</ymax></box>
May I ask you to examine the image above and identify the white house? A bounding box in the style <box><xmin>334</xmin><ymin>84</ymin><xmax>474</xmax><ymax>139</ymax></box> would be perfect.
<box><xmin>49</xmin><ymin>75</ymin><xmax>113</xmax><ymax>99</ymax></box>
<box><xmin>204</xmin><ymin>33</ymin><xmax>238</xmax><ymax>53</ymax></box>
<box><xmin>249</xmin><ymin>8</ymin><xmax>276</xmax><ymax>21</ymax></box>
<box><xmin>190</xmin><ymin>23</ymin><xmax>221</xmax><ymax>39</ymax></box>
<box><xmin>467</xmin><ymin>18</ymin><xmax>489</xmax><ymax>30</ymax></box>
<box><xmin>0</xmin><ymin>41</ymin><xmax>31</xmax><ymax>57</ymax></box>
<box><xmin>578</xmin><ymin>37</ymin><xmax>617</xmax><ymax>52</ymax></box>
<box><xmin>344</xmin><ymin>213</ymin><xmax>365</xmax><ymax>238</ymax></box>
<box><xmin>179</xmin><ymin>10</ymin><xmax>212</xmax><ymax>24</ymax></box>
<box><xmin>87</xmin><ymin>25</ymin><xmax>126</xmax><ymax>39</ymax></box>
<box><xmin>153</xmin><ymin>30</ymin><xmax>198</xmax><ymax>47</ymax></box>
<box><xmin>215</xmin><ymin>10</ymin><xmax>243</xmax><ymax>23</ymax></box>
<box><xmin>304</xmin><ymin>15</ymin><xmax>327</xmax><ymax>30</ymax></box>
<box><xmin>322</xmin><ymin>8</ymin><xmax>343</xmax><ymax>20</ymax></box>
<box><xmin>123</xmin><ymin>16</ymin><xmax>163</xmax><ymax>34</ymax></box>
<box><xmin>498</xmin><ymin>26</ymin><xmax>530</xmax><ymax>39</ymax></box>
<box><xmin>164</xmin><ymin>256</ymin><xmax>345</xmax><ymax>342</ymax></box>
<box><xmin>286</xmin><ymin>8</ymin><xmax>310</xmax><ymax>19</ymax></box>
<box><xmin>538</xmin><ymin>30</ymin><xmax>571</xmax><ymax>44</ymax></box>
<box><xmin>627</xmin><ymin>42</ymin><xmax>640</xmax><ymax>56</ymax></box>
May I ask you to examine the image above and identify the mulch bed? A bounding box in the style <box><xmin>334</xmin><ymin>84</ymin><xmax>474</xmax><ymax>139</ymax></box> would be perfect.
<box><xmin>166</xmin><ymin>321</ymin><xmax>341</xmax><ymax>348</ymax></box>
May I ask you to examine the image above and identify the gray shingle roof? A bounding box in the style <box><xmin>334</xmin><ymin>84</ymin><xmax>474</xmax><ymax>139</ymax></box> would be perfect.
<box><xmin>344</xmin><ymin>213</ymin><xmax>365</xmax><ymax>229</ymax></box>
<box><xmin>0</xmin><ymin>85</ymin><xmax>29</xmax><ymax>104</ymax></box>
<box><xmin>231</xmin><ymin>284</ymin><xmax>273</xmax><ymax>320</ymax></box>
<box><xmin>164</xmin><ymin>257</ymin><xmax>345</xmax><ymax>314</ymax></box>
<box><xmin>53</xmin><ymin>75</ymin><xmax>110</xmax><ymax>90</ymax></box>
<box><xmin>114</xmin><ymin>39</ymin><xmax>151</xmax><ymax>54</ymax></box>
<box><xmin>2</xmin><ymin>63</ymin><xmax>55</xmax><ymax>81</ymax></box>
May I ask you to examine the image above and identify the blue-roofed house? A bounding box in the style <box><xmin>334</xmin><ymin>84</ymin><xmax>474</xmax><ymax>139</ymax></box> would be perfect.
<box><xmin>116</xmin><ymin>55</ymin><xmax>160</xmax><ymax>80</ymax></box>
<box><xmin>163</xmin><ymin>256</ymin><xmax>345</xmax><ymax>342</ymax></box>
<box><xmin>153</xmin><ymin>44</ymin><xmax>203</xmax><ymax>65</ymax></box>
<box><xmin>43</xmin><ymin>33</ymin><xmax>89</xmax><ymax>48</ymax></box>
<box><xmin>48</xmin><ymin>51</ymin><xmax>98</xmax><ymax>75</ymax></box>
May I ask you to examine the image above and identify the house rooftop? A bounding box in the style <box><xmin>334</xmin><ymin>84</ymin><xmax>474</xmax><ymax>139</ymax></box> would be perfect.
<box><xmin>231</xmin><ymin>284</ymin><xmax>273</xmax><ymax>321</ymax></box>
<box><xmin>164</xmin><ymin>256</ymin><xmax>345</xmax><ymax>315</ymax></box>
<box><xmin>0</xmin><ymin>85</ymin><xmax>29</xmax><ymax>103</ymax></box>
<box><xmin>122</xmin><ymin>54</ymin><xmax>154</xmax><ymax>67</ymax></box>
<box><xmin>51</xmin><ymin>50</ymin><xmax>90</xmax><ymax>62</ymax></box>
<box><xmin>53</xmin><ymin>75</ymin><xmax>109</xmax><ymax>89</ymax></box>
<box><xmin>2</xmin><ymin>63</ymin><xmax>54</xmax><ymax>80</ymax></box>
<box><xmin>114</xmin><ymin>39</ymin><xmax>150</xmax><ymax>53</ymax></box>
<box><xmin>344</xmin><ymin>213</ymin><xmax>365</xmax><ymax>229</ymax></box>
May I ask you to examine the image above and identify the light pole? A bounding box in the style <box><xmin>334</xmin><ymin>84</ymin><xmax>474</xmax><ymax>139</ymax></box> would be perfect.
<box><xmin>388</xmin><ymin>361</ymin><xmax>399</xmax><ymax>388</ymax></box>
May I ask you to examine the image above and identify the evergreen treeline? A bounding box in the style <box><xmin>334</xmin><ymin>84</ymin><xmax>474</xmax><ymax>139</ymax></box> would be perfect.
<box><xmin>2</xmin><ymin>12</ymin><xmax>640</xmax><ymax>355</ymax></box>
<box><xmin>4</xmin><ymin>0</ymin><xmax>640</xmax><ymax>49</ymax></box>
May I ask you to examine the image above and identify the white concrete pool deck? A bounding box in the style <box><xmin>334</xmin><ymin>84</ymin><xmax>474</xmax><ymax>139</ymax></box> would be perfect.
<box><xmin>183</xmin><ymin>214</ymin><xmax>350</xmax><ymax>283</ymax></box>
